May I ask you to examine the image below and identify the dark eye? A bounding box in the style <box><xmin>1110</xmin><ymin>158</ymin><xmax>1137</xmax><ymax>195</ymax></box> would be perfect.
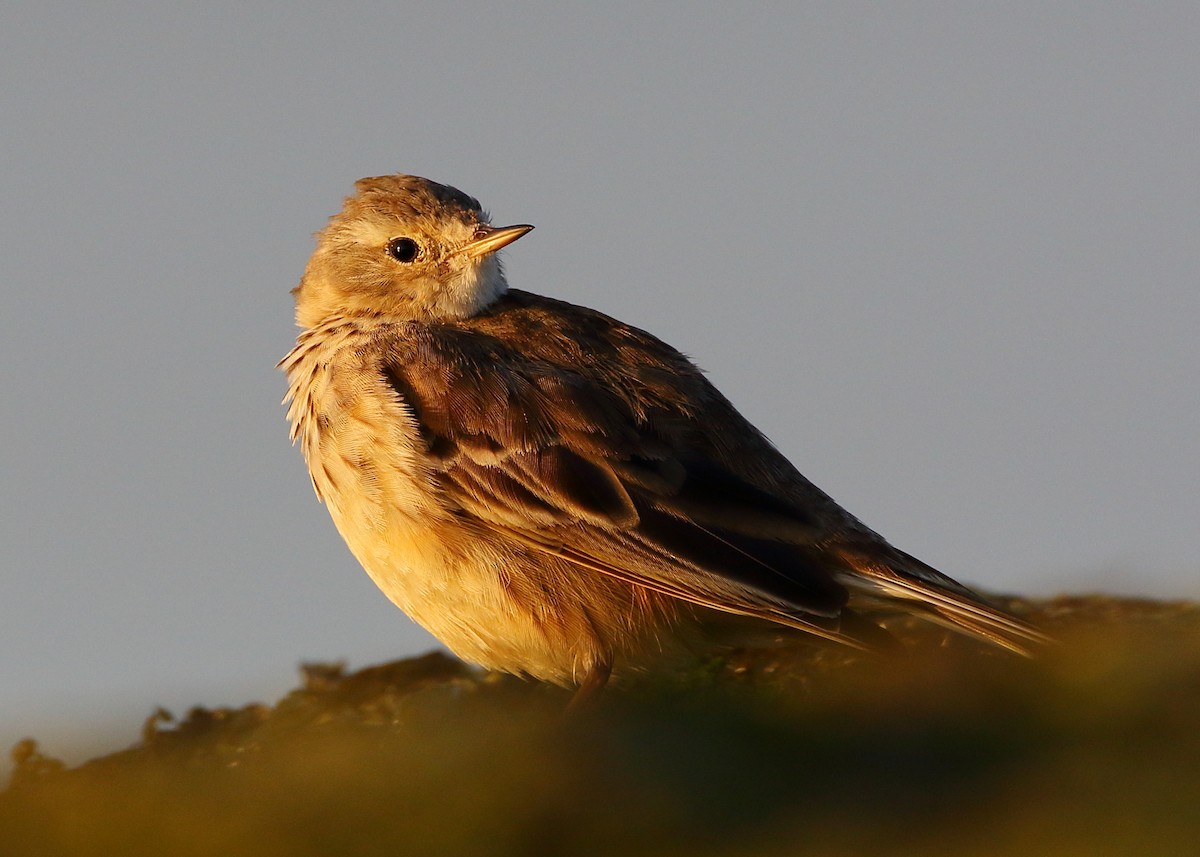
<box><xmin>386</xmin><ymin>237</ymin><xmax>421</xmax><ymax>263</ymax></box>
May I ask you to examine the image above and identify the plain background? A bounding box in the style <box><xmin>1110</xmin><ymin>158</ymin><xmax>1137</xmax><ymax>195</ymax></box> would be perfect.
<box><xmin>2</xmin><ymin>3</ymin><xmax>1197</xmax><ymax>766</ymax></box>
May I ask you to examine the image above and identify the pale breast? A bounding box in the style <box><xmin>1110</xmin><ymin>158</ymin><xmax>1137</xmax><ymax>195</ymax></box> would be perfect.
<box><xmin>282</xmin><ymin>319</ymin><xmax>623</xmax><ymax>682</ymax></box>
<box><xmin>281</xmin><ymin>319</ymin><xmax>450</xmax><ymax>595</ymax></box>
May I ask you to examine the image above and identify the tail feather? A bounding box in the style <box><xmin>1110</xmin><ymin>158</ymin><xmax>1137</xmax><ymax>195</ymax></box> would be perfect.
<box><xmin>833</xmin><ymin>548</ymin><xmax>1050</xmax><ymax>655</ymax></box>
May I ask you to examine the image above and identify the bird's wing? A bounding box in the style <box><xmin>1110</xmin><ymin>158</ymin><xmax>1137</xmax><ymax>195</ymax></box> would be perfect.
<box><xmin>378</xmin><ymin>305</ymin><xmax>1045</xmax><ymax>654</ymax></box>
<box><xmin>378</xmin><ymin>321</ymin><xmax>869</xmax><ymax>644</ymax></box>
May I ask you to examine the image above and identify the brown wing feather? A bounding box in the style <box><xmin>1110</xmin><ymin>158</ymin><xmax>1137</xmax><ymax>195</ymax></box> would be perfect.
<box><xmin>376</xmin><ymin>317</ymin><xmax>852</xmax><ymax>628</ymax></box>
<box><xmin>375</xmin><ymin>291</ymin><xmax>1045</xmax><ymax>653</ymax></box>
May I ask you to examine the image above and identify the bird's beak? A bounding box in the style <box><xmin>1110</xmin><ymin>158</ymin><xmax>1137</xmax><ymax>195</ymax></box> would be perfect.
<box><xmin>462</xmin><ymin>224</ymin><xmax>534</xmax><ymax>259</ymax></box>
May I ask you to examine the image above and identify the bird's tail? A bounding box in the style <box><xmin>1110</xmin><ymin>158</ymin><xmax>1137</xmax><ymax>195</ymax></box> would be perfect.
<box><xmin>833</xmin><ymin>547</ymin><xmax>1050</xmax><ymax>655</ymax></box>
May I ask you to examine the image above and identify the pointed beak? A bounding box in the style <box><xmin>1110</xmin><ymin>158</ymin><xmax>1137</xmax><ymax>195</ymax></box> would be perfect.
<box><xmin>461</xmin><ymin>224</ymin><xmax>534</xmax><ymax>259</ymax></box>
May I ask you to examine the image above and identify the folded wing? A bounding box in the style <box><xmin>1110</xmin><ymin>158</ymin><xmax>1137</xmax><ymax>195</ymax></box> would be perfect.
<box><xmin>378</xmin><ymin>310</ymin><xmax>1045</xmax><ymax>653</ymax></box>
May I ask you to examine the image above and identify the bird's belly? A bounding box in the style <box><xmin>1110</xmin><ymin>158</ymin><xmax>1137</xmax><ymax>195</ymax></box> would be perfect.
<box><xmin>324</xmin><ymin>475</ymin><xmax>622</xmax><ymax>685</ymax></box>
<box><xmin>336</xmin><ymin>506</ymin><xmax>628</xmax><ymax>681</ymax></box>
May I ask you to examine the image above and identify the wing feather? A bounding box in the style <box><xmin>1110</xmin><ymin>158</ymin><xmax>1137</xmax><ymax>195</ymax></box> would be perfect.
<box><xmin>378</xmin><ymin>321</ymin><xmax>849</xmax><ymax>630</ymax></box>
<box><xmin>372</xmin><ymin>295</ymin><xmax>1045</xmax><ymax>654</ymax></box>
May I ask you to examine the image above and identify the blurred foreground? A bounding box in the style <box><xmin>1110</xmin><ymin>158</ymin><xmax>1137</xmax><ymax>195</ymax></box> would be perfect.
<box><xmin>3</xmin><ymin>596</ymin><xmax>1199</xmax><ymax>856</ymax></box>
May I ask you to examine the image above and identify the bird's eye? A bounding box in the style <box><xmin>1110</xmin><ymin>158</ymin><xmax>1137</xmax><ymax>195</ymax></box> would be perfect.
<box><xmin>386</xmin><ymin>237</ymin><xmax>421</xmax><ymax>263</ymax></box>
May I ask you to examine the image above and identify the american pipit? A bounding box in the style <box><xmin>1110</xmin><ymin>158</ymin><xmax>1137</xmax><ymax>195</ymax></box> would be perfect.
<box><xmin>281</xmin><ymin>174</ymin><xmax>1044</xmax><ymax>702</ymax></box>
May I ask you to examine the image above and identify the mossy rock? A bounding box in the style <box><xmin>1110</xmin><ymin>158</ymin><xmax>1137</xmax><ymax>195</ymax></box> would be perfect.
<box><xmin>3</xmin><ymin>596</ymin><xmax>1199</xmax><ymax>856</ymax></box>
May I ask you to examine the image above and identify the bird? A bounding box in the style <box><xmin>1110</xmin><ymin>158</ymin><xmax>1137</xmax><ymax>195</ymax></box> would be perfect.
<box><xmin>280</xmin><ymin>174</ymin><xmax>1045</xmax><ymax>704</ymax></box>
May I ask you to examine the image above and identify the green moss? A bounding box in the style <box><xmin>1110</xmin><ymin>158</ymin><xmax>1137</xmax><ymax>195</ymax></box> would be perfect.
<box><xmin>3</xmin><ymin>596</ymin><xmax>1199</xmax><ymax>856</ymax></box>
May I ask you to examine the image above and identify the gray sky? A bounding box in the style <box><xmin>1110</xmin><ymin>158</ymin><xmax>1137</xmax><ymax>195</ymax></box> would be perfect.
<box><xmin>2</xmin><ymin>3</ymin><xmax>1197</xmax><ymax>765</ymax></box>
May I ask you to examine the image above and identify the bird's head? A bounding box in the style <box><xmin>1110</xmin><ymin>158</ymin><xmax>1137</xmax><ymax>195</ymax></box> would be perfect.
<box><xmin>293</xmin><ymin>174</ymin><xmax>532</xmax><ymax>328</ymax></box>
